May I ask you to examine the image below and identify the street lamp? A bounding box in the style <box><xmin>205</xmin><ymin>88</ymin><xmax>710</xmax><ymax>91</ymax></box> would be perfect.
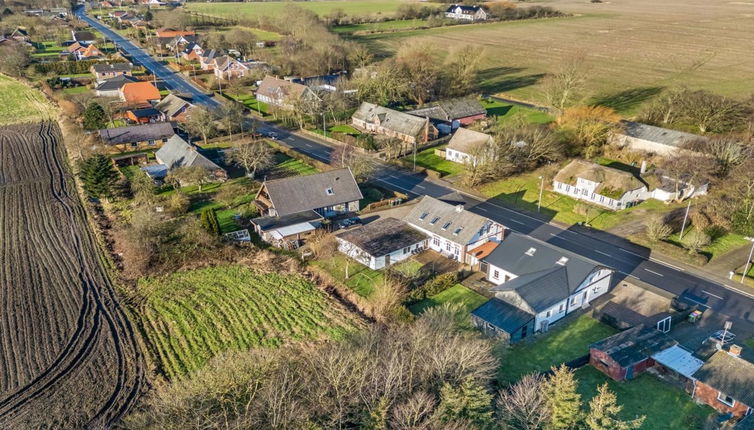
<box><xmin>322</xmin><ymin>112</ymin><xmax>326</xmax><ymax>138</ymax></box>
<box><xmin>537</xmin><ymin>175</ymin><xmax>544</xmax><ymax>213</ymax></box>
<box><xmin>741</xmin><ymin>238</ymin><xmax>754</xmax><ymax>284</ymax></box>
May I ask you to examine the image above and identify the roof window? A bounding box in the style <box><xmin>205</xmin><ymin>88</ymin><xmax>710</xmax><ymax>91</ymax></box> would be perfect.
<box><xmin>419</xmin><ymin>212</ymin><xmax>429</xmax><ymax>220</ymax></box>
<box><xmin>430</xmin><ymin>217</ymin><xmax>440</xmax><ymax>225</ymax></box>
<box><xmin>556</xmin><ymin>256</ymin><xmax>569</xmax><ymax>265</ymax></box>
<box><xmin>525</xmin><ymin>247</ymin><xmax>537</xmax><ymax>256</ymax></box>
<box><xmin>453</xmin><ymin>227</ymin><xmax>464</xmax><ymax>236</ymax></box>
<box><xmin>325</xmin><ymin>187</ymin><xmax>334</xmax><ymax>195</ymax></box>
<box><xmin>442</xmin><ymin>222</ymin><xmax>452</xmax><ymax>230</ymax></box>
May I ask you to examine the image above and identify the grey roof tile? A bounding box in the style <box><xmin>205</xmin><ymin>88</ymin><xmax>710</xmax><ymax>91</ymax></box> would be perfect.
<box><xmin>404</xmin><ymin>195</ymin><xmax>491</xmax><ymax>244</ymax></box>
<box><xmin>263</xmin><ymin>168</ymin><xmax>362</xmax><ymax>217</ymax></box>
<box><xmin>98</xmin><ymin>122</ymin><xmax>174</xmax><ymax>145</ymax></box>
<box><xmin>336</xmin><ymin>217</ymin><xmax>427</xmax><ymax>257</ymax></box>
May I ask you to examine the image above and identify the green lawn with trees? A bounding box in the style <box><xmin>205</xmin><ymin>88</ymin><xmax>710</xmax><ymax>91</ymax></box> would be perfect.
<box><xmin>312</xmin><ymin>255</ymin><xmax>384</xmax><ymax>298</ymax></box>
<box><xmin>409</xmin><ymin>284</ymin><xmax>487</xmax><ymax>315</ymax></box>
<box><xmin>400</xmin><ymin>145</ymin><xmax>465</xmax><ymax>177</ymax></box>
<box><xmin>138</xmin><ymin>265</ymin><xmax>361</xmax><ymax>378</ymax></box>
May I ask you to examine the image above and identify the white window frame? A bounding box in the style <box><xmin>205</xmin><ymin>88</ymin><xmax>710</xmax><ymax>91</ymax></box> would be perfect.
<box><xmin>717</xmin><ymin>392</ymin><xmax>736</xmax><ymax>407</ymax></box>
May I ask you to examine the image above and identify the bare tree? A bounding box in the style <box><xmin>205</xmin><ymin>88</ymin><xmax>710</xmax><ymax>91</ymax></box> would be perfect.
<box><xmin>542</xmin><ymin>51</ymin><xmax>588</xmax><ymax>112</ymax></box>
<box><xmin>228</xmin><ymin>140</ymin><xmax>274</xmax><ymax>178</ymax></box>
<box><xmin>443</xmin><ymin>46</ymin><xmax>485</xmax><ymax>98</ymax></box>
<box><xmin>167</xmin><ymin>166</ymin><xmax>211</xmax><ymax>192</ymax></box>
<box><xmin>396</xmin><ymin>41</ymin><xmax>441</xmax><ymax>105</ymax></box>
<box><xmin>644</xmin><ymin>215</ymin><xmax>673</xmax><ymax>242</ymax></box>
<box><xmin>184</xmin><ymin>106</ymin><xmax>217</xmax><ymax>145</ymax></box>
<box><xmin>0</xmin><ymin>44</ymin><xmax>30</xmax><ymax>76</ymax></box>
<box><xmin>219</xmin><ymin>102</ymin><xmax>245</xmax><ymax>139</ymax></box>
<box><xmin>684</xmin><ymin>134</ymin><xmax>753</xmax><ymax>177</ymax></box>
<box><xmin>330</xmin><ymin>144</ymin><xmax>375</xmax><ymax>182</ymax></box>
<box><xmin>496</xmin><ymin>374</ymin><xmax>550</xmax><ymax>430</ymax></box>
<box><xmin>391</xmin><ymin>391</ymin><xmax>436</xmax><ymax>430</ymax></box>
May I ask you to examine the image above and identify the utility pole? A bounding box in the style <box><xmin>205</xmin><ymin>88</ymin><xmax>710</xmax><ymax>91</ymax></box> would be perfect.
<box><xmin>679</xmin><ymin>199</ymin><xmax>692</xmax><ymax>239</ymax></box>
<box><xmin>413</xmin><ymin>140</ymin><xmax>417</xmax><ymax>172</ymax></box>
<box><xmin>537</xmin><ymin>175</ymin><xmax>544</xmax><ymax>213</ymax></box>
<box><xmin>322</xmin><ymin>112</ymin><xmax>326</xmax><ymax>137</ymax></box>
<box><xmin>741</xmin><ymin>239</ymin><xmax>754</xmax><ymax>284</ymax></box>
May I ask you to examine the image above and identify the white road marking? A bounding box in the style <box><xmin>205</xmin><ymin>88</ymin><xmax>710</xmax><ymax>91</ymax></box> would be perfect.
<box><xmin>509</xmin><ymin>219</ymin><xmax>525</xmax><ymax>225</ymax></box>
<box><xmin>649</xmin><ymin>258</ymin><xmax>685</xmax><ymax>272</ymax></box>
<box><xmin>594</xmin><ymin>250</ymin><xmax>611</xmax><ymax>257</ymax></box>
<box><xmin>477</xmin><ymin>206</ymin><xmax>488</xmax><ymax>212</ymax></box>
<box><xmin>415</xmin><ymin>184</ymin><xmax>426</xmax><ymax>190</ymax></box>
<box><xmin>702</xmin><ymin>290</ymin><xmax>724</xmax><ymax>300</ymax></box>
<box><xmin>376</xmin><ymin>178</ymin><xmax>415</xmax><ymax>195</ymax></box>
<box><xmin>619</xmin><ymin>248</ymin><xmax>644</xmax><ymax>258</ymax></box>
<box><xmin>644</xmin><ymin>268</ymin><xmax>664</xmax><ymax>277</ymax></box>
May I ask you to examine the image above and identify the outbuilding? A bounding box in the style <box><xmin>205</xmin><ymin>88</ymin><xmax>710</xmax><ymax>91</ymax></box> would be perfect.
<box><xmin>589</xmin><ymin>325</ymin><xmax>677</xmax><ymax>381</ymax></box>
<box><xmin>336</xmin><ymin>217</ymin><xmax>428</xmax><ymax>270</ymax></box>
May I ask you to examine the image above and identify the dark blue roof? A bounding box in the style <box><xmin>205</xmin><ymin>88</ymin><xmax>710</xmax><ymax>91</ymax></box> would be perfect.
<box><xmin>471</xmin><ymin>298</ymin><xmax>534</xmax><ymax>334</ymax></box>
<box><xmin>130</xmin><ymin>107</ymin><xmax>161</xmax><ymax>117</ymax></box>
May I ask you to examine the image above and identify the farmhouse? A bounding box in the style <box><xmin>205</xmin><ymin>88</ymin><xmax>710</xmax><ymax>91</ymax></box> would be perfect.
<box><xmin>612</xmin><ymin>121</ymin><xmax>705</xmax><ymax>156</ymax></box>
<box><xmin>91</xmin><ymin>63</ymin><xmax>133</xmax><ymax>82</ymax></box>
<box><xmin>119</xmin><ymin>81</ymin><xmax>161</xmax><ymax>105</ymax></box>
<box><xmin>692</xmin><ymin>347</ymin><xmax>754</xmax><ymax>419</ymax></box>
<box><xmin>67</xmin><ymin>42</ymin><xmax>103</xmax><ymax>60</ymax></box>
<box><xmin>407</xmin><ymin>97</ymin><xmax>487</xmax><ymax>128</ymax></box>
<box><xmin>72</xmin><ymin>30</ymin><xmax>97</xmax><ymax>45</ymax></box>
<box><xmin>154</xmin><ymin>93</ymin><xmax>195</xmax><ymax>122</ymax></box>
<box><xmin>254</xmin><ymin>168</ymin><xmax>362</xmax><ymax>219</ymax></box>
<box><xmin>126</xmin><ymin>107</ymin><xmax>164</xmax><ymax>124</ymax></box>
<box><xmin>255</xmin><ymin>76</ymin><xmax>318</xmax><ymax>109</ymax></box>
<box><xmin>472</xmin><ymin>232</ymin><xmax>614</xmax><ymax>342</ymax></box>
<box><xmin>155</xmin><ymin>135</ymin><xmax>227</xmax><ymax>180</ymax></box>
<box><xmin>94</xmin><ymin>74</ymin><xmax>140</xmax><ymax>97</ymax></box>
<box><xmin>445</xmin><ymin>4</ymin><xmax>488</xmax><ymax>21</ymax></box>
<box><xmin>98</xmin><ymin>122</ymin><xmax>175</xmax><ymax>152</ymax></box>
<box><xmin>404</xmin><ymin>195</ymin><xmax>504</xmax><ymax>263</ymax></box>
<box><xmin>553</xmin><ymin>160</ymin><xmax>648</xmax><ymax>211</ymax></box>
<box><xmin>336</xmin><ymin>218</ymin><xmax>428</xmax><ymax>270</ymax></box>
<box><xmin>445</xmin><ymin>128</ymin><xmax>494</xmax><ymax>166</ymax></box>
<box><xmin>589</xmin><ymin>325</ymin><xmax>679</xmax><ymax>381</ymax></box>
<box><xmin>352</xmin><ymin>102</ymin><xmax>438</xmax><ymax>145</ymax></box>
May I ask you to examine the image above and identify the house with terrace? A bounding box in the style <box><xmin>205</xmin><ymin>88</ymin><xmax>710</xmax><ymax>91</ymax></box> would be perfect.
<box><xmin>444</xmin><ymin>128</ymin><xmax>494</xmax><ymax>166</ymax></box>
<box><xmin>471</xmin><ymin>232</ymin><xmax>614</xmax><ymax>342</ymax></box>
<box><xmin>98</xmin><ymin>122</ymin><xmax>175</xmax><ymax>152</ymax></box>
<box><xmin>552</xmin><ymin>159</ymin><xmax>648</xmax><ymax>211</ymax></box>
<box><xmin>252</xmin><ymin>169</ymin><xmax>362</xmax><ymax>247</ymax></box>
<box><xmin>155</xmin><ymin>135</ymin><xmax>227</xmax><ymax>180</ymax></box>
<box><xmin>404</xmin><ymin>195</ymin><xmax>505</xmax><ymax>264</ymax></box>
<box><xmin>336</xmin><ymin>217</ymin><xmax>428</xmax><ymax>270</ymax></box>
<box><xmin>407</xmin><ymin>96</ymin><xmax>487</xmax><ymax>132</ymax></box>
<box><xmin>352</xmin><ymin>102</ymin><xmax>438</xmax><ymax>145</ymax></box>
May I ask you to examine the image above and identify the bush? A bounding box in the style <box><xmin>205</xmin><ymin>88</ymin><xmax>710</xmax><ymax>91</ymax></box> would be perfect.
<box><xmin>362</xmin><ymin>187</ymin><xmax>383</xmax><ymax>203</ymax></box>
<box><xmin>645</xmin><ymin>215</ymin><xmax>673</xmax><ymax>242</ymax></box>
<box><xmin>200</xmin><ymin>208</ymin><xmax>221</xmax><ymax>235</ymax></box>
<box><xmin>407</xmin><ymin>272</ymin><xmax>458</xmax><ymax>303</ymax></box>
<box><xmin>166</xmin><ymin>192</ymin><xmax>190</xmax><ymax>216</ymax></box>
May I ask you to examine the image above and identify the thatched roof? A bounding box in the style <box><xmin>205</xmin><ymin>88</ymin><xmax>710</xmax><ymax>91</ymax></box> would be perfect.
<box><xmin>554</xmin><ymin>160</ymin><xmax>645</xmax><ymax>198</ymax></box>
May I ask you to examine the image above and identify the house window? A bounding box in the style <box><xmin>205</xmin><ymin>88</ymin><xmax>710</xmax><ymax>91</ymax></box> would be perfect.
<box><xmin>546</xmin><ymin>310</ymin><xmax>551</xmax><ymax>318</ymax></box>
<box><xmin>565</xmin><ymin>185</ymin><xmax>571</xmax><ymax>192</ymax></box>
<box><xmin>445</xmin><ymin>242</ymin><xmax>451</xmax><ymax>252</ymax></box>
<box><xmin>453</xmin><ymin>227</ymin><xmax>463</xmax><ymax>236</ymax></box>
<box><xmin>433</xmin><ymin>236</ymin><xmax>440</xmax><ymax>246</ymax></box>
<box><xmin>403</xmin><ymin>247</ymin><xmax>410</xmax><ymax>254</ymax></box>
<box><xmin>521</xmin><ymin>324</ymin><xmax>528</xmax><ymax>339</ymax></box>
<box><xmin>442</xmin><ymin>222</ymin><xmax>452</xmax><ymax>230</ymax></box>
<box><xmin>130</xmin><ymin>142</ymin><xmax>138</xmax><ymax>148</ymax></box>
<box><xmin>493</xmin><ymin>270</ymin><xmax>500</xmax><ymax>279</ymax></box>
<box><xmin>430</xmin><ymin>217</ymin><xmax>440</xmax><ymax>225</ymax></box>
<box><xmin>559</xmin><ymin>303</ymin><xmax>565</xmax><ymax>313</ymax></box>
<box><xmin>717</xmin><ymin>392</ymin><xmax>736</xmax><ymax>407</ymax></box>
<box><xmin>419</xmin><ymin>212</ymin><xmax>429</xmax><ymax>220</ymax></box>
<box><xmin>325</xmin><ymin>187</ymin><xmax>334</xmax><ymax>195</ymax></box>
<box><xmin>557</xmin><ymin>182</ymin><xmax>562</xmax><ymax>190</ymax></box>
<box><xmin>148</xmin><ymin>139</ymin><xmax>155</xmax><ymax>146</ymax></box>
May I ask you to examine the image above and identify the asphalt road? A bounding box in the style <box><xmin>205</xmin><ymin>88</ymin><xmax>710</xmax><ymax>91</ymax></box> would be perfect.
<box><xmin>77</xmin><ymin>9</ymin><xmax>754</xmax><ymax>326</ymax></box>
<box><xmin>75</xmin><ymin>7</ymin><xmax>219</xmax><ymax>107</ymax></box>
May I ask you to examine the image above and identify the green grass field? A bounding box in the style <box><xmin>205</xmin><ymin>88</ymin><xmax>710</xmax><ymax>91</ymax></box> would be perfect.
<box><xmin>0</xmin><ymin>75</ymin><xmax>56</xmax><ymax>125</ymax></box>
<box><xmin>272</xmin><ymin>152</ymin><xmax>319</xmax><ymax>176</ymax></box>
<box><xmin>138</xmin><ymin>265</ymin><xmax>360</xmax><ymax>378</ymax></box>
<box><xmin>497</xmin><ymin>314</ymin><xmax>616</xmax><ymax>385</ymax></box>
<box><xmin>401</xmin><ymin>145</ymin><xmax>465</xmax><ymax>177</ymax></box>
<box><xmin>409</xmin><ymin>284</ymin><xmax>487</xmax><ymax>315</ymax></box>
<box><xmin>332</xmin><ymin>18</ymin><xmax>426</xmax><ymax>34</ymax></box>
<box><xmin>576</xmin><ymin>366</ymin><xmax>713</xmax><ymax>429</ymax></box>
<box><xmin>225</xmin><ymin>90</ymin><xmax>269</xmax><ymax>114</ymax></box>
<box><xmin>312</xmin><ymin>255</ymin><xmax>384</xmax><ymax>298</ymax></box>
<box><xmin>481</xmin><ymin>99</ymin><xmax>553</xmax><ymax>125</ymax></box>
<box><xmin>188</xmin><ymin>0</ymin><xmax>440</xmax><ymax>19</ymax></box>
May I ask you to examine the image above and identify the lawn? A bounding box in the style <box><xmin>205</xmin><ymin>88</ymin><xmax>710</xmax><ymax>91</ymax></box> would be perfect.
<box><xmin>225</xmin><ymin>90</ymin><xmax>269</xmax><ymax>115</ymax></box>
<box><xmin>481</xmin><ymin>99</ymin><xmax>553</xmax><ymax>125</ymax></box>
<box><xmin>238</xmin><ymin>26</ymin><xmax>282</xmax><ymax>41</ymax></box>
<box><xmin>329</xmin><ymin>124</ymin><xmax>362</xmax><ymax>135</ymax></box>
<box><xmin>272</xmin><ymin>152</ymin><xmax>319</xmax><ymax>176</ymax></box>
<box><xmin>497</xmin><ymin>314</ymin><xmax>617</xmax><ymax>385</ymax></box>
<box><xmin>312</xmin><ymin>255</ymin><xmax>384</xmax><ymax>298</ymax></box>
<box><xmin>188</xmin><ymin>0</ymin><xmax>442</xmax><ymax>19</ymax></box>
<box><xmin>0</xmin><ymin>74</ymin><xmax>56</xmax><ymax>125</ymax></box>
<box><xmin>576</xmin><ymin>366</ymin><xmax>713</xmax><ymax>429</ymax></box>
<box><xmin>184</xmin><ymin>177</ymin><xmax>257</xmax><ymax>233</ymax></box>
<box><xmin>62</xmin><ymin>86</ymin><xmax>90</xmax><ymax>95</ymax></box>
<box><xmin>390</xmin><ymin>258</ymin><xmax>424</xmax><ymax>279</ymax></box>
<box><xmin>137</xmin><ymin>265</ymin><xmax>360</xmax><ymax>378</ymax></box>
<box><xmin>400</xmin><ymin>145</ymin><xmax>465</xmax><ymax>177</ymax></box>
<box><xmin>409</xmin><ymin>284</ymin><xmax>488</xmax><ymax>315</ymax></box>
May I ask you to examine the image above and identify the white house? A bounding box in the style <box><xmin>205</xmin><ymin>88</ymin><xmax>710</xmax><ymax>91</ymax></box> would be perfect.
<box><xmin>612</xmin><ymin>121</ymin><xmax>705</xmax><ymax>156</ymax></box>
<box><xmin>552</xmin><ymin>159</ymin><xmax>648</xmax><ymax>211</ymax></box>
<box><xmin>445</xmin><ymin>128</ymin><xmax>494</xmax><ymax>166</ymax></box>
<box><xmin>336</xmin><ymin>217</ymin><xmax>428</xmax><ymax>270</ymax></box>
<box><xmin>404</xmin><ymin>195</ymin><xmax>505</xmax><ymax>264</ymax></box>
<box><xmin>471</xmin><ymin>232</ymin><xmax>614</xmax><ymax>342</ymax></box>
<box><xmin>445</xmin><ymin>4</ymin><xmax>488</xmax><ymax>21</ymax></box>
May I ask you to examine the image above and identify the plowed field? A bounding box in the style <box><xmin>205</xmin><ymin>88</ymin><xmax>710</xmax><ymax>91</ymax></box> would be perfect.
<box><xmin>0</xmin><ymin>122</ymin><xmax>144</xmax><ymax>428</ymax></box>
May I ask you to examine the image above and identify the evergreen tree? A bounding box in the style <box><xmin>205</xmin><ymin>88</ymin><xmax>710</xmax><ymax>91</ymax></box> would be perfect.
<box><xmin>585</xmin><ymin>384</ymin><xmax>644</xmax><ymax>430</ymax></box>
<box><xmin>79</xmin><ymin>154</ymin><xmax>119</xmax><ymax>199</ymax></box>
<box><xmin>83</xmin><ymin>102</ymin><xmax>107</xmax><ymax>130</ymax></box>
<box><xmin>144</xmin><ymin>9</ymin><xmax>153</xmax><ymax>21</ymax></box>
<box><xmin>544</xmin><ymin>365</ymin><xmax>583</xmax><ymax>430</ymax></box>
<box><xmin>434</xmin><ymin>378</ymin><xmax>494</xmax><ymax>428</ymax></box>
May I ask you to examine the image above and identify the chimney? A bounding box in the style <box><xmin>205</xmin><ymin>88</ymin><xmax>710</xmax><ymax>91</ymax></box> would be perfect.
<box><xmin>640</xmin><ymin>160</ymin><xmax>648</xmax><ymax>174</ymax></box>
<box><xmin>729</xmin><ymin>344</ymin><xmax>743</xmax><ymax>357</ymax></box>
<box><xmin>455</xmin><ymin>204</ymin><xmax>464</xmax><ymax>213</ymax></box>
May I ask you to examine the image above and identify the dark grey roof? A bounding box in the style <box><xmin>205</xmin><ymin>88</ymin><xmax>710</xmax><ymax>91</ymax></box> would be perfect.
<box><xmin>92</xmin><ymin>62</ymin><xmax>133</xmax><ymax>73</ymax></box>
<box><xmin>483</xmin><ymin>232</ymin><xmax>606</xmax><ymax>294</ymax></box>
<box><xmin>155</xmin><ymin>135</ymin><xmax>224</xmax><ymax>172</ymax></box>
<box><xmin>141</xmin><ymin>164</ymin><xmax>168</xmax><ymax>179</ymax></box>
<box><xmin>73</xmin><ymin>31</ymin><xmax>96</xmax><ymax>41</ymax></box>
<box><xmin>737</xmin><ymin>414</ymin><xmax>754</xmax><ymax>430</ymax></box>
<box><xmin>262</xmin><ymin>168</ymin><xmax>362</xmax><ymax>217</ymax></box>
<box><xmin>446</xmin><ymin>4</ymin><xmax>484</xmax><ymax>13</ymax></box>
<box><xmin>590</xmin><ymin>325</ymin><xmax>676</xmax><ymax>367</ymax></box>
<box><xmin>336</xmin><ymin>217</ymin><xmax>427</xmax><ymax>257</ymax></box>
<box><xmin>154</xmin><ymin>93</ymin><xmax>194</xmax><ymax>117</ymax></box>
<box><xmin>94</xmin><ymin>74</ymin><xmax>140</xmax><ymax>91</ymax></box>
<box><xmin>471</xmin><ymin>298</ymin><xmax>534</xmax><ymax>334</ymax></box>
<box><xmin>620</xmin><ymin>121</ymin><xmax>704</xmax><ymax>148</ymax></box>
<box><xmin>407</xmin><ymin>97</ymin><xmax>486</xmax><ymax>122</ymax></box>
<box><xmin>98</xmin><ymin>122</ymin><xmax>174</xmax><ymax>145</ymax></box>
<box><xmin>405</xmin><ymin>195</ymin><xmax>491</xmax><ymax>244</ymax></box>
<box><xmin>353</xmin><ymin>102</ymin><xmax>429</xmax><ymax>138</ymax></box>
<box><xmin>251</xmin><ymin>210</ymin><xmax>323</xmax><ymax>231</ymax></box>
<box><xmin>492</xmin><ymin>266</ymin><xmax>571</xmax><ymax>312</ymax></box>
<box><xmin>694</xmin><ymin>350</ymin><xmax>754</xmax><ymax>407</ymax></box>
<box><xmin>130</xmin><ymin>107</ymin><xmax>161</xmax><ymax>117</ymax></box>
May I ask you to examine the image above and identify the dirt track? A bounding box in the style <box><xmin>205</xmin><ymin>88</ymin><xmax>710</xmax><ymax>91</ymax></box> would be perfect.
<box><xmin>0</xmin><ymin>122</ymin><xmax>144</xmax><ymax>428</ymax></box>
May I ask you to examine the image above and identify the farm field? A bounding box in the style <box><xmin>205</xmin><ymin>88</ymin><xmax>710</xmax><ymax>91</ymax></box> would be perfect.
<box><xmin>0</xmin><ymin>122</ymin><xmax>143</xmax><ymax>427</ymax></box>
<box><xmin>187</xmin><ymin>0</ymin><xmax>441</xmax><ymax>19</ymax></box>
<box><xmin>353</xmin><ymin>0</ymin><xmax>754</xmax><ymax>110</ymax></box>
<box><xmin>0</xmin><ymin>75</ymin><xmax>56</xmax><ymax>125</ymax></box>
<box><xmin>137</xmin><ymin>265</ymin><xmax>360</xmax><ymax>378</ymax></box>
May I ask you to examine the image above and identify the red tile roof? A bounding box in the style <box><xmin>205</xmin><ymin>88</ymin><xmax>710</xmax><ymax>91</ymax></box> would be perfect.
<box><xmin>120</xmin><ymin>81</ymin><xmax>161</xmax><ymax>104</ymax></box>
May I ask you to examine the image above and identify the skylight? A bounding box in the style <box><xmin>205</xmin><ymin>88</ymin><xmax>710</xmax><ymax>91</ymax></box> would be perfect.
<box><xmin>325</xmin><ymin>187</ymin><xmax>334</xmax><ymax>195</ymax></box>
<box><xmin>442</xmin><ymin>222</ymin><xmax>452</xmax><ymax>230</ymax></box>
<box><xmin>453</xmin><ymin>227</ymin><xmax>464</xmax><ymax>236</ymax></box>
<box><xmin>525</xmin><ymin>247</ymin><xmax>537</xmax><ymax>256</ymax></box>
<box><xmin>430</xmin><ymin>217</ymin><xmax>440</xmax><ymax>225</ymax></box>
<box><xmin>556</xmin><ymin>256</ymin><xmax>569</xmax><ymax>265</ymax></box>
<box><xmin>419</xmin><ymin>212</ymin><xmax>429</xmax><ymax>220</ymax></box>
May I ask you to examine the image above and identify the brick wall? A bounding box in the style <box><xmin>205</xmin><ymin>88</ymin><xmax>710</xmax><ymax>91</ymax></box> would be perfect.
<box><xmin>693</xmin><ymin>382</ymin><xmax>751</xmax><ymax>418</ymax></box>
<box><xmin>590</xmin><ymin>348</ymin><xmax>627</xmax><ymax>381</ymax></box>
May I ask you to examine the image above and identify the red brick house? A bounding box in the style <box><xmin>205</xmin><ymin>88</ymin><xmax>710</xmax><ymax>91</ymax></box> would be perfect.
<box><xmin>691</xmin><ymin>347</ymin><xmax>754</xmax><ymax>419</ymax></box>
<box><xmin>589</xmin><ymin>325</ymin><xmax>677</xmax><ymax>381</ymax></box>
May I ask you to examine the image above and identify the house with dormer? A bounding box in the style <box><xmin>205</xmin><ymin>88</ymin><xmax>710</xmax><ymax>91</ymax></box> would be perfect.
<box><xmin>445</xmin><ymin>4</ymin><xmax>488</xmax><ymax>21</ymax></box>
<box><xmin>552</xmin><ymin>159</ymin><xmax>648</xmax><ymax>211</ymax></box>
<box><xmin>352</xmin><ymin>102</ymin><xmax>439</xmax><ymax>145</ymax></box>
<box><xmin>471</xmin><ymin>232</ymin><xmax>614</xmax><ymax>343</ymax></box>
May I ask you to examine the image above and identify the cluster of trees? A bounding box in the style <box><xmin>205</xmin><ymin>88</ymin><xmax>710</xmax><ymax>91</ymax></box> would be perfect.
<box><xmin>200</xmin><ymin>27</ymin><xmax>258</xmax><ymax>60</ymax></box>
<box><xmin>0</xmin><ymin>42</ymin><xmax>29</xmax><ymax>76</ymax></box>
<box><xmin>124</xmin><ymin>306</ymin><xmax>639</xmax><ymax>430</ymax></box>
<box><xmin>640</xmin><ymin>88</ymin><xmax>752</xmax><ymax>134</ymax></box>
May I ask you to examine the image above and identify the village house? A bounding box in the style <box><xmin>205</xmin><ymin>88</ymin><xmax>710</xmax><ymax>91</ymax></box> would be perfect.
<box><xmin>91</xmin><ymin>62</ymin><xmax>133</xmax><ymax>82</ymax></box>
<box><xmin>126</xmin><ymin>107</ymin><xmax>164</xmax><ymax>124</ymax></box>
<box><xmin>67</xmin><ymin>42</ymin><xmax>103</xmax><ymax>60</ymax></box>
<box><xmin>72</xmin><ymin>30</ymin><xmax>97</xmax><ymax>45</ymax></box>
<box><xmin>612</xmin><ymin>121</ymin><xmax>705</xmax><ymax>156</ymax></box>
<box><xmin>94</xmin><ymin>74</ymin><xmax>140</xmax><ymax>97</ymax></box>
<box><xmin>166</xmin><ymin>34</ymin><xmax>198</xmax><ymax>53</ymax></box>
<box><xmin>9</xmin><ymin>28</ymin><xmax>30</xmax><ymax>44</ymax></box>
<box><xmin>155</xmin><ymin>28</ymin><xmax>195</xmax><ymax>38</ymax></box>
<box><xmin>691</xmin><ymin>346</ymin><xmax>754</xmax><ymax>419</ymax></box>
<box><xmin>445</xmin><ymin>4</ymin><xmax>488</xmax><ymax>21</ymax></box>
<box><xmin>589</xmin><ymin>325</ymin><xmax>682</xmax><ymax>381</ymax></box>
<box><xmin>213</xmin><ymin>56</ymin><xmax>269</xmax><ymax>80</ymax></box>
<box><xmin>182</xmin><ymin>42</ymin><xmax>203</xmax><ymax>61</ymax></box>
<box><xmin>155</xmin><ymin>135</ymin><xmax>227</xmax><ymax>179</ymax></box>
<box><xmin>252</xmin><ymin>169</ymin><xmax>362</xmax><ymax>247</ymax></box>
<box><xmin>404</xmin><ymin>195</ymin><xmax>504</xmax><ymax>264</ymax></box>
<box><xmin>199</xmin><ymin>49</ymin><xmax>221</xmax><ymax>70</ymax></box>
<box><xmin>255</xmin><ymin>76</ymin><xmax>319</xmax><ymax>109</ymax></box>
<box><xmin>407</xmin><ymin>97</ymin><xmax>487</xmax><ymax>132</ymax></box>
<box><xmin>444</xmin><ymin>128</ymin><xmax>494</xmax><ymax>166</ymax></box>
<box><xmin>352</xmin><ymin>102</ymin><xmax>438</xmax><ymax>145</ymax></box>
<box><xmin>119</xmin><ymin>81</ymin><xmax>161</xmax><ymax>105</ymax></box>
<box><xmin>154</xmin><ymin>93</ymin><xmax>195</xmax><ymax>122</ymax></box>
<box><xmin>472</xmin><ymin>232</ymin><xmax>614</xmax><ymax>342</ymax></box>
<box><xmin>336</xmin><ymin>218</ymin><xmax>429</xmax><ymax>270</ymax></box>
<box><xmin>553</xmin><ymin>159</ymin><xmax>648</xmax><ymax>211</ymax></box>
<box><xmin>98</xmin><ymin>122</ymin><xmax>175</xmax><ymax>152</ymax></box>
<box><xmin>645</xmin><ymin>171</ymin><xmax>709</xmax><ymax>203</ymax></box>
